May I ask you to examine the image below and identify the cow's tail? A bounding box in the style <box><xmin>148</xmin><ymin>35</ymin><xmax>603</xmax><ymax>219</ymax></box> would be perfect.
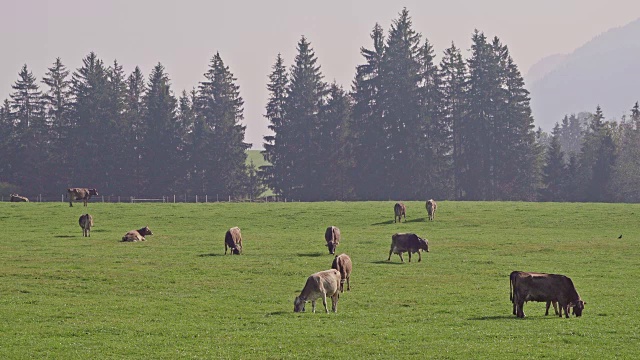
<box><xmin>509</xmin><ymin>273</ymin><xmax>514</xmax><ymax>302</ymax></box>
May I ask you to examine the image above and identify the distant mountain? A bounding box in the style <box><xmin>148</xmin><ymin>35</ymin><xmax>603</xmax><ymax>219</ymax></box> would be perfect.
<box><xmin>528</xmin><ymin>18</ymin><xmax>640</xmax><ymax>130</ymax></box>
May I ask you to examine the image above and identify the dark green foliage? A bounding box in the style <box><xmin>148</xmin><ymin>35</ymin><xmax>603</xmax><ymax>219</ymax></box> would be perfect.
<box><xmin>611</xmin><ymin>103</ymin><xmax>640</xmax><ymax>201</ymax></box>
<box><xmin>541</xmin><ymin>123</ymin><xmax>566</xmax><ymax>201</ymax></box>
<box><xmin>123</xmin><ymin>66</ymin><xmax>147</xmax><ymax>193</ymax></box>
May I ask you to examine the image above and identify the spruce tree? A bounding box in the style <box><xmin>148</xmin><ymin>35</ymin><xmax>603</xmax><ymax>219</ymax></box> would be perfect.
<box><xmin>262</xmin><ymin>54</ymin><xmax>289</xmax><ymax>197</ymax></box>
<box><xmin>104</xmin><ymin>60</ymin><xmax>129</xmax><ymax>194</ymax></box>
<box><xmin>124</xmin><ymin>66</ymin><xmax>147</xmax><ymax>194</ymax></box>
<box><xmin>611</xmin><ymin>103</ymin><xmax>640</xmax><ymax>201</ymax></box>
<box><xmin>542</xmin><ymin>123</ymin><xmax>566</xmax><ymax>201</ymax></box>
<box><xmin>141</xmin><ymin>63</ymin><xmax>180</xmax><ymax>196</ymax></box>
<box><xmin>577</xmin><ymin>106</ymin><xmax>616</xmax><ymax>201</ymax></box>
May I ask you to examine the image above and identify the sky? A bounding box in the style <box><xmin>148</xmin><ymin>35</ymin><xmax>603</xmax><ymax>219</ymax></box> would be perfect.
<box><xmin>2</xmin><ymin>0</ymin><xmax>639</xmax><ymax>149</ymax></box>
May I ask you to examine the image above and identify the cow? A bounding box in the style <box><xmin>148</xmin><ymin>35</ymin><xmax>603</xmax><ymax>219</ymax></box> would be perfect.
<box><xmin>387</xmin><ymin>233</ymin><xmax>429</xmax><ymax>263</ymax></box>
<box><xmin>121</xmin><ymin>226</ymin><xmax>153</xmax><ymax>242</ymax></box>
<box><xmin>79</xmin><ymin>214</ymin><xmax>94</xmax><ymax>237</ymax></box>
<box><xmin>293</xmin><ymin>269</ymin><xmax>341</xmax><ymax>313</ymax></box>
<box><xmin>510</xmin><ymin>271</ymin><xmax>586</xmax><ymax>318</ymax></box>
<box><xmin>10</xmin><ymin>194</ymin><xmax>29</xmax><ymax>202</ymax></box>
<box><xmin>225</xmin><ymin>227</ymin><xmax>243</xmax><ymax>255</ymax></box>
<box><xmin>331</xmin><ymin>253</ymin><xmax>352</xmax><ymax>292</ymax></box>
<box><xmin>394</xmin><ymin>202</ymin><xmax>406</xmax><ymax>223</ymax></box>
<box><xmin>325</xmin><ymin>226</ymin><xmax>341</xmax><ymax>255</ymax></box>
<box><xmin>426</xmin><ymin>199</ymin><xmax>437</xmax><ymax>221</ymax></box>
<box><xmin>67</xmin><ymin>188</ymin><xmax>98</xmax><ymax>207</ymax></box>
<box><xmin>509</xmin><ymin>271</ymin><xmax>562</xmax><ymax>316</ymax></box>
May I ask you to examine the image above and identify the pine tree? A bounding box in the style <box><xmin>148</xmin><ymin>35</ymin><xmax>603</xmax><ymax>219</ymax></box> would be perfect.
<box><xmin>0</xmin><ymin>100</ymin><xmax>12</xmax><ymax>182</ymax></box>
<box><xmin>282</xmin><ymin>37</ymin><xmax>327</xmax><ymax>201</ymax></box>
<box><xmin>439</xmin><ymin>43</ymin><xmax>467</xmax><ymax>199</ymax></box>
<box><xmin>192</xmin><ymin>53</ymin><xmax>249</xmax><ymax>197</ymax></box>
<box><xmin>577</xmin><ymin>106</ymin><xmax>616</xmax><ymax>201</ymax></box>
<box><xmin>141</xmin><ymin>63</ymin><xmax>180</xmax><ymax>196</ymax></box>
<box><xmin>9</xmin><ymin>64</ymin><xmax>48</xmax><ymax>194</ymax></box>
<box><xmin>542</xmin><ymin>123</ymin><xmax>566</xmax><ymax>201</ymax></box>
<box><xmin>611</xmin><ymin>103</ymin><xmax>640</xmax><ymax>201</ymax></box>
<box><xmin>261</xmin><ymin>54</ymin><xmax>289</xmax><ymax>197</ymax></box>
<box><xmin>351</xmin><ymin>23</ymin><xmax>386</xmax><ymax>200</ymax></box>
<box><xmin>123</xmin><ymin>66</ymin><xmax>147</xmax><ymax>194</ymax></box>
<box><xmin>103</xmin><ymin>60</ymin><xmax>129</xmax><ymax>194</ymax></box>
<box><xmin>559</xmin><ymin>114</ymin><xmax>584</xmax><ymax>161</ymax></box>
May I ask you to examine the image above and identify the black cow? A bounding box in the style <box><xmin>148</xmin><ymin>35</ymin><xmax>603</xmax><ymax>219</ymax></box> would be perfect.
<box><xmin>387</xmin><ymin>233</ymin><xmax>429</xmax><ymax>263</ymax></box>
<box><xmin>510</xmin><ymin>271</ymin><xmax>586</xmax><ymax>318</ymax></box>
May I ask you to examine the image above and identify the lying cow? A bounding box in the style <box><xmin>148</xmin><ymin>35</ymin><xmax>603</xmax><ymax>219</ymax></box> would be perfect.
<box><xmin>325</xmin><ymin>226</ymin><xmax>341</xmax><ymax>255</ymax></box>
<box><xmin>121</xmin><ymin>226</ymin><xmax>153</xmax><ymax>242</ymax></box>
<box><xmin>394</xmin><ymin>202</ymin><xmax>406</xmax><ymax>223</ymax></box>
<box><xmin>426</xmin><ymin>199</ymin><xmax>437</xmax><ymax>221</ymax></box>
<box><xmin>510</xmin><ymin>271</ymin><xmax>586</xmax><ymax>318</ymax></box>
<box><xmin>10</xmin><ymin>194</ymin><xmax>29</xmax><ymax>202</ymax></box>
<box><xmin>225</xmin><ymin>227</ymin><xmax>243</xmax><ymax>255</ymax></box>
<box><xmin>294</xmin><ymin>269</ymin><xmax>341</xmax><ymax>313</ymax></box>
<box><xmin>331</xmin><ymin>253</ymin><xmax>352</xmax><ymax>292</ymax></box>
<box><xmin>67</xmin><ymin>188</ymin><xmax>98</xmax><ymax>207</ymax></box>
<box><xmin>387</xmin><ymin>233</ymin><xmax>429</xmax><ymax>263</ymax></box>
<box><xmin>79</xmin><ymin>214</ymin><xmax>94</xmax><ymax>237</ymax></box>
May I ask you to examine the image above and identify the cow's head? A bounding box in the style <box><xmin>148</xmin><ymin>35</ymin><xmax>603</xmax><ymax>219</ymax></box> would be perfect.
<box><xmin>89</xmin><ymin>189</ymin><xmax>98</xmax><ymax>196</ymax></box>
<box><xmin>232</xmin><ymin>245</ymin><xmax>241</xmax><ymax>255</ymax></box>
<box><xmin>139</xmin><ymin>226</ymin><xmax>153</xmax><ymax>236</ymax></box>
<box><xmin>571</xmin><ymin>300</ymin><xmax>586</xmax><ymax>317</ymax></box>
<box><xmin>294</xmin><ymin>296</ymin><xmax>306</xmax><ymax>312</ymax></box>
<box><xmin>327</xmin><ymin>241</ymin><xmax>337</xmax><ymax>255</ymax></box>
<box><xmin>419</xmin><ymin>237</ymin><xmax>429</xmax><ymax>252</ymax></box>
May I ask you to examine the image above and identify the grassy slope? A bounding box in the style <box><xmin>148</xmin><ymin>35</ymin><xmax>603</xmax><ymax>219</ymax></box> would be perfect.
<box><xmin>0</xmin><ymin>201</ymin><xmax>638</xmax><ymax>359</ymax></box>
<box><xmin>246</xmin><ymin>149</ymin><xmax>269</xmax><ymax>168</ymax></box>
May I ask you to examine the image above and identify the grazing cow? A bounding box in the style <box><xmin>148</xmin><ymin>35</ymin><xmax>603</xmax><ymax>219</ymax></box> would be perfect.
<box><xmin>121</xmin><ymin>226</ymin><xmax>153</xmax><ymax>242</ymax></box>
<box><xmin>67</xmin><ymin>188</ymin><xmax>98</xmax><ymax>207</ymax></box>
<box><xmin>79</xmin><ymin>214</ymin><xmax>94</xmax><ymax>237</ymax></box>
<box><xmin>394</xmin><ymin>202</ymin><xmax>406</xmax><ymax>223</ymax></box>
<box><xmin>509</xmin><ymin>271</ymin><xmax>562</xmax><ymax>316</ymax></box>
<box><xmin>510</xmin><ymin>271</ymin><xmax>586</xmax><ymax>318</ymax></box>
<box><xmin>325</xmin><ymin>226</ymin><xmax>341</xmax><ymax>255</ymax></box>
<box><xmin>225</xmin><ymin>226</ymin><xmax>243</xmax><ymax>255</ymax></box>
<box><xmin>426</xmin><ymin>199</ymin><xmax>437</xmax><ymax>221</ymax></box>
<box><xmin>387</xmin><ymin>233</ymin><xmax>429</xmax><ymax>263</ymax></box>
<box><xmin>10</xmin><ymin>194</ymin><xmax>29</xmax><ymax>202</ymax></box>
<box><xmin>293</xmin><ymin>269</ymin><xmax>341</xmax><ymax>313</ymax></box>
<box><xmin>331</xmin><ymin>253</ymin><xmax>352</xmax><ymax>292</ymax></box>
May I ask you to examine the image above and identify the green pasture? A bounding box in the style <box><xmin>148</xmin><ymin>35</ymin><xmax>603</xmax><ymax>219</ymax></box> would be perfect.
<box><xmin>0</xmin><ymin>201</ymin><xmax>638</xmax><ymax>359</ymax></box>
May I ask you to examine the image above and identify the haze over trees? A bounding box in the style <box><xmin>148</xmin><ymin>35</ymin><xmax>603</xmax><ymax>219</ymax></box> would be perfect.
<box><xmin>1</xmin><ymin>8</ymin><xmax>640</xmax><ymax>202</ymax></box>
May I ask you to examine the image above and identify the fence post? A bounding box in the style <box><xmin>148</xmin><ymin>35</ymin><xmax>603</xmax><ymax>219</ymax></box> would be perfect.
<box><xmin>173</xmin><ymin>194</ymin><xmax>176</xmax><ymax>203</ymax></box>
<box><xmin>130</xmin><ymin>196</ymin><xmax>133</xmax><ymax>203</ymax></box>
<box><xmin>206</xmin><ymin>195</ymin><xmax>208</xmax><ymax>203</ymax></box>
<box><xmin>196</xmin><ymin>195</ymin><xmax>198</xmax><ymax>203</ymax></box>
<box><xmin>62</xmin><ymin>194</ymin><xmax>64</xmax><ymax>202</ymax></box>
<box><xmin>229</xmin><ymin>195</ymin><xmax>231</xmax><ymax>202</ymax></box>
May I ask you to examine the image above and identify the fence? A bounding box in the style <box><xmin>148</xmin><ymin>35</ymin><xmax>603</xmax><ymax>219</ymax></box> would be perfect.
<box><xmin>1</xmin><ymin>194</ymin><xmax>290</xmax><ymax>203</ymax></box>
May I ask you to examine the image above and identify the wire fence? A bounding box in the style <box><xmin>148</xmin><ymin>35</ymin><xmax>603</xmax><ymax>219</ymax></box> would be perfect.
<box><xmin>1</xmin><ymin>194</ymin><xmax>293</xmax><ymax>203</ymax></box>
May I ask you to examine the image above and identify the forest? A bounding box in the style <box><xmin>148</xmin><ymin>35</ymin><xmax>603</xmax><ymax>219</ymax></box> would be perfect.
<box><xmin>1</xmin><ymin>9</ymin><xmax>639</xmax><ymax>202</ymax></box>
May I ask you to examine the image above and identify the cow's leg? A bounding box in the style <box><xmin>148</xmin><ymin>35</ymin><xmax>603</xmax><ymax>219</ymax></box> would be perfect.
<box><xmin>69</xmin><ymin>200</ymin><xmax>73</xmax><ymax>207</ymax></box>
<box><xmin>553</xmin><ymin>301</ymin><xmax>559</xmax><ymax>316</ymax></box>
<box><xmin>399</xmin><ymin>252</ymin><xmax>404</xmax><ymax>263</ymax></box>
<box><xmin>346</xmin><ymin>276</ymin><xmax>350</xmax><ymax>291</ymax></box>
<box><xmin>322</xmin><ymin>293</ymin><xmax>329</xmax><ymax>313</ymax></box>
<box><xmin>545</xmin><ymin>301</ymin><xmax>551</xmax><ymax>316</ymax></box>
<box><xmin>408</xmin><ymin>252</ymin><xmax>412</xmax><ymax>263</ymax></box>
<box><xmin>331</xmin><ymin>292</ymin><xmax>339</xmax><ymax>313</ymax></box>
<box><xmin>387</xmin><ymin>248</ymin><xmax>393</xmax><ymax>261</ymax></box>
<box><xmin>516</xmin><ymin>299</ymin><xmax>525</xmax><ymax>318</ymax></box>
<box><xmin>418</xmin><ymin>250</ymin><xmax>422</xmax><ymax>262</ymax></box>
<box><xmin>311</xmin><ymin>300</ymin><xmax>316</xmax><ymax>313</ymax></box>
<box><xmin>562</xmin><ymin>303</ymin><xmax>570</xmax><ymax>318</ymax></box>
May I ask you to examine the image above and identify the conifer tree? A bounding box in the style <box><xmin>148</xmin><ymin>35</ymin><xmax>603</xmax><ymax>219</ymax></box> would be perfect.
<box><xmin>124</xmin><ymin>66</ymin><xmax>147</xmax><ymax>194</ymax></box>
<box><xmin>577</xmin><ymin>106</ymin><xmax>616</xmax><ymax>201</ymax></box>
<box><xmin>0</xmin><ymin>100</ymin><xmax>12</xmax><ymax>181</ymax></box>
<box><xmin>542</xmin><ymin>123</ymin><xmax>566</xmax><ymax>201</ymax></box>
<box><xmin>103</xmin><ymin>60</ymin><xmax>129</xmax><ymax>194</ymax></box>
<box><xmin>611</xmin><ymin>103</ymin><xmax>640</xmax><ymax>201</ymax></box>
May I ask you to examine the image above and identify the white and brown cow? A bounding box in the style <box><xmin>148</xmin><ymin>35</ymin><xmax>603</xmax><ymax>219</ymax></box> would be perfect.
<box><xmin>121</xmin><ymin>226</ymin><xmax>153</xmax><ymax>242</ymax></box>
<box><xmin>426</xmin><ymin>199</ymin><xmax>437</xmax><ymax>221</ymax></box>
<box><xmin>294</xmin><ymin>269</ymin><xmax>341</xmax><ymax>313</ymax></box>
<box><xmin>387</xmin><ymin>233</ymin><xmax>429</xmax><ymax>263</ymax></box>
<box><xmin>10</xmin><ymin>194</ymin><xmax>29</xmax><ymax>202</ymax></box>
<box><xmin>325</xmin><ymin>226</ymin><xmax>341</xmax><ymax>255</ymax></box>
<box><xmin>394</xmin><ymin>202</ymin><xmax>406</xmax><ymax>223</ymax></box>
<box><xmin>225</xmin><ymin>227</ymin><xmax>243</xmax><ymax>255</ymax></box>
<box><xmin>331</xmin><ymin>253</ymin><xmax>352</xmax><ymax>293</ymax></box>
<box><xmin>510</xmin><ymin>271</ymin><xmax>586</xmax><ymax>318</ymax></box>
<box><xmin>79</xmin><ymin>213</ymin><xmax>94</xmax><ymax>237</ymax></box>
<box><xmin>67</xmin><ymin>188</ymin><xmax>98</xmax><ymax>207</ymax></box>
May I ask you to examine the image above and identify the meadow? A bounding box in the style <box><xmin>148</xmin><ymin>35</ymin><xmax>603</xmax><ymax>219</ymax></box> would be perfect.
<box><xmin>0</xmin><ymin>201</ymin><xmax>638</xmax><ymax>359</ymax></box>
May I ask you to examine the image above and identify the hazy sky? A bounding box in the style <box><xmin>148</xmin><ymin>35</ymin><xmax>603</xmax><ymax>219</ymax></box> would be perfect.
<box><xmin>2</xmin><ymin>0</ymin><xmax>639</xmax><ymax>149</ymax></box>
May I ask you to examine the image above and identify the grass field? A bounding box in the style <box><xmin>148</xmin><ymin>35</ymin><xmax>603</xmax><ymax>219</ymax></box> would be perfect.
<box><xmin>246</xmin><ymin>149</ymin><xmax>269</xmax><ymax>168</ymax></box>
<box><xmin>1</xmin><ymin>201</ymin><xmax>639</xmax><ymax>359</ymax></box>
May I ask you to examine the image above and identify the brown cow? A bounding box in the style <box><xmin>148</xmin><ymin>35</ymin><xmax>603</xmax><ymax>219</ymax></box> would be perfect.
<box><xmin>426</xmin><ymin>199</ymin><xmax>437</xmax><ymax>221</ymax></box>
<box><xmin>387</xmin><ymin>233</ymin><xmax>429</xmax><ymax>263</ymax></box>
<box><xmin>331</xmin><ymin>253</ymin><xmax>352</xmax><ymax>292</ymax></box>
<box><xmin>510</xmin><ymin>271</ymin><xmax>562</xmax><ymax>316</ymax></box>
<box><xmin>79</xmin><ymin>214</ymin><xmax>94</xmax><ymax>237</ymax></box>
<box><xmin>325</xmin><ymin>226</ymin><xmax>341</xmax><ymax>255</ymax></box>
<box><xmin>121</xmin><ymin>226</ymin><xmax>153</xmax><ymax>242</ymax></box>
<box><xmin>294</xmin><ymin>269</ymin><xmax>341</xmax><ymax>313</ymax></box>
<box><xmin>10</xmin><ymin>194</ymin><xmax>29</xmax><ymax>202</ymax></box>
<box><xmin>394</xmin><ymin>202</ymin><xmax>406</xmax><ymax>223</ymax></box>
<box><xmin>225</xmin><ymin>227</ymin><xmax>243</xmax><ymax>255</ymax></box>
<box><xmin>510</xmin><ymin>271</ymin><xmax>586</xmax><ymax>318</ymax></box>
<box><xmin>67</xmin><ymin>188</ymin><xmax>98</xmax><ymax>207</ymax></box>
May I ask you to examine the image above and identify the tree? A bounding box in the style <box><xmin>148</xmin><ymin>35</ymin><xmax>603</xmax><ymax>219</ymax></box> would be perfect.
<box><xmin>611</xmin><ymin>102</ymin><xmax>640</xmax><ymax>201</ymax></box>
<box><xmin>191</xmin><ymin>53</ymin><xmax>249</xmax><ymax>197</ymax></box>
<box><xmin>141</xmin><ymin>63</ymin><xmax>181</xmax><ymax>196</ymax></box>
<box><xmin>261</xmin><ymin>54</ymin><xmax>289</xmax><ymax>196</ymax></box>
<box><xmin>123</xmin><ymin>66</ymin><xmax>147</xmax><ymax>193</ymax></box>
<box><xmin>577</xmin><ymin>106</ymin><xmax>616</xmax><ymax>202</ymax></box>
<box><xmin>541</xmin><ymin>123</ymin><xmax>566</xmax><ymax>201</ymax></box>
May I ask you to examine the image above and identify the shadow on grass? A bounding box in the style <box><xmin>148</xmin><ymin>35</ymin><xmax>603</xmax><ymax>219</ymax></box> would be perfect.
<box><xmin>297</xmin><ymin>252</ymin><xmax>325</xmax><ymax>257</ymax></box>
<box><xmin>198</xmin><ymin>253</ymin><xmax>224</xmax><ymax>257</ymax></box>
<box><xmin>404</xmin><ymin>218</ymin><xmax>426</xmax><ymax>223</ymax></box>
<box><xmin>265</xmin><ymin>311</ymin><xmax>289</xmax><ymax>316</ymax></box>
<box><xmin>469</xmin><ymin>315</ymin><xmax>557</xmax><ymax>321</ymax></box>
<box><xmin>371</xmin><ymin>260</ymin><xmax>405</xmax><ymax>265</ymax></box>
<box><xmin>371</xmin><ymin>220</ymin><xmax>395</xmax><ymax>226</ymax></box>
<box><xmin>54</xmin><ymin>235</ymin><xmax>75</xmax><ymax>238</ymax></box>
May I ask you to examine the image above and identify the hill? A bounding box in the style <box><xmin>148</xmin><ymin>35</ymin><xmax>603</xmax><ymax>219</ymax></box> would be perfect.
<box><xmin>528</xmin><ymin>18</ymin><xmax>640</xmax><ymax>130</ymax></box>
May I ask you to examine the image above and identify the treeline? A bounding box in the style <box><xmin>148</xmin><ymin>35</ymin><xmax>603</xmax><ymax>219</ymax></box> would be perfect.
<box><xmin>0</xmin><ymin>52</ymin><xmax>258</xmax><ymax>199</ymax></box>
<box><xmin>2</xmin><ymin>8</ymin><xmax>640</xmax><ymax>202</ymax></box>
